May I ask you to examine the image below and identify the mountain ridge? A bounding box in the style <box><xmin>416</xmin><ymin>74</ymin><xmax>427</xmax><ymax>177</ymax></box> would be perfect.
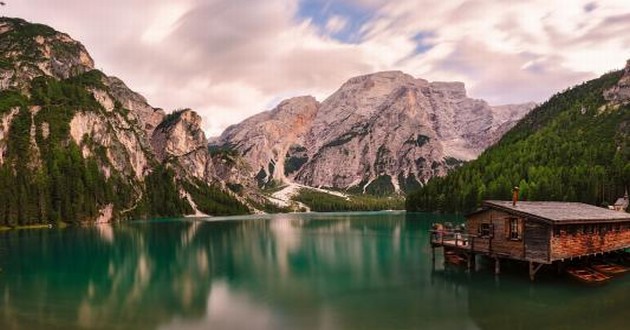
<box><xmin>217</xmin><ymin>70</ymin><xmax>534</xmax><ymax>195</ymax></box>
<box><xmin>406</xmin><ymin>60</ymin><xmax>630</xmax><ymax>213</ymax></box>
<box><xmin>0</xmin><ymin>17</ymin><xmax>252</xmax><ymax>226</ymax></box>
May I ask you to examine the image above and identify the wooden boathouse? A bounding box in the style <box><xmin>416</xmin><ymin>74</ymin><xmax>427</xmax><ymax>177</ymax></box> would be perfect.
<box><xmin>431</xmin><ymin>200</ymin><xmax>630</xmax><ymax>280</ymax></box>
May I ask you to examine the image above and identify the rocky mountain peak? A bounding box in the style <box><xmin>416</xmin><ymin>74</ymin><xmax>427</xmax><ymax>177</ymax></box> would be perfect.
<box><xmin>271</xmin><ymin>95</ymin><xmax>319</xmax><ymax>120</ymax></box>
<box><xmin>220</xmin><ymin>70</ymin><xmax>534</xmax><ymax>194</ymax></box>
<box><xmin>0</xmin><ymin>17</ymin><xmax>94</xmax><ymax>90</ymax></box>
<box><xmin>429</xmin><ymin>81</ymin><xmax>467</xmax><ymax>99</ymax></box>
<box><xmin>152</xmin><ymin>109</ymin><xmax>207</xmax><ymax>160</ymax></box>
<box><xmin>0</xmin><ymin>17</ymin><xmax>257</xmax><ymax>223</ymax></box>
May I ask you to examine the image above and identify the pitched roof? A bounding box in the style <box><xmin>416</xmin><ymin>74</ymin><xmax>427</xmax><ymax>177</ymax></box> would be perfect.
<box><xmin>481</xmin><ymin>200</ymin><xmax>630</xmax><ymax>224</ymax></box>
<box><xmin>614</xmin><ymin>197</ymin><xmax>629</xmax><ymax>207</ymax></box>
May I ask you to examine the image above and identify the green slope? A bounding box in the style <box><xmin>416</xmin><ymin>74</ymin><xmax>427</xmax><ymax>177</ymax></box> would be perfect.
<box><xmin>0</xmin><ymin>18</ymin><xmax>248</xmax><ymax>226</ymax></box>
<box><xmin>406</xmin><ymin>70</ymin><xmax>630</xmax><ymax>213</ymax></box>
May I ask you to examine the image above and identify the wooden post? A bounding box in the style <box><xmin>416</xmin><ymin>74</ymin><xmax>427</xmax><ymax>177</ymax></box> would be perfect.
<box><xmin>494</xmin><ymin>258</ymin><xmax>500</xmax><ymax>275</ymax></box>
<box><xmin>529</xmin><ymin>262</ymin><xmax>544</xmax><ymax>281</ymax></box>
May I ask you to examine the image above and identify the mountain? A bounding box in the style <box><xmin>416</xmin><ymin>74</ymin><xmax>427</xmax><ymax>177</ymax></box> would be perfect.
<box><xmin>217</xmin><ymin>71</ymin><xmax>534</xmax><ymax>195</ymax></box>
<box><xmin>0</xmin><ymin>17</ymin><xmax>250</xmax><ymax>227</ymax></box>
<box><xmin>406</xmin><ymin>60</ymin><xmax>630</xmax><ymax>213</ymax></box>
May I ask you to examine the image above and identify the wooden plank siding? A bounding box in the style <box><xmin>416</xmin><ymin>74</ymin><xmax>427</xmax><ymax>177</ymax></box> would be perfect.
<box><xmin>466</xmin><ymin>206</ymin><xmax>630</xmax><ymax>263</ymax></box>
<box><xmin>524</xmin><ymin>221</ymin><xmax>550</xmax><ymax>262</ymax></box>
<box><xmin>467</xmin><ymin>209</ymin><xmax>526</xmax><ymax>260</ymax></box>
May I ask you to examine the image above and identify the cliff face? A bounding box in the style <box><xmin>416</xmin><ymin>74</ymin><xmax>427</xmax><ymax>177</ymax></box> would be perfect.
<box><xmin>407</xmin><ymin>60</ymin><xmax>630</xmax><ymax>213</ymax></box>
<box><xmin>604</xmin><ymin>59</ymin><xmax>630</xmax><ymax>103</ymax></box>
<box><xmin>0</xmin><ymin>18</ymin><xmax>94</xmax><ymax>90</ymax></box>
<box><xmin>0</xmin><ymin>17</ymin><xmax>249</xmax><ymax>225</ymax></box>
<box><xmin>219</xmin><ymin>96</ymin><xmax>320</xmax><ymax>185</ymax></box>
<box><xmin>218</xmin><ymin>71</ymin><xmax>534</xmax><ymax>194</ymax></box>
<box><xmin>151</xmin><ymin>109</ymin><xmax>212</xmax><ymax>180</ymax></box>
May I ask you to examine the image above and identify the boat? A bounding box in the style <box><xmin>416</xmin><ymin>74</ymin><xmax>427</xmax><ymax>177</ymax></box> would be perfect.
<box><xmin>590</xmin><ymin>261</ymin><xmax>629</xmax><ymax>276</ymax></box>
<box><xmin>444</xmin><ymin>250</ymin><xmax>467</xmax><ymax>266</ymax></box>
<box><xmin>566</xmin><ymin>267</ymin><xmax>611</xmax><ymax>285</ymax></box>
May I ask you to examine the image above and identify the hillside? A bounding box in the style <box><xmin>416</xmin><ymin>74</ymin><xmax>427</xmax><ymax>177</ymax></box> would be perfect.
<box><xmin>0</xmin><ymin>17</ymin><xmax>250</xmax><ymax>227</ymax></box>
<box><xmin>406</xmin><ymin>61</ymin><xmax>630</xmax><ymax>213</ymax></box>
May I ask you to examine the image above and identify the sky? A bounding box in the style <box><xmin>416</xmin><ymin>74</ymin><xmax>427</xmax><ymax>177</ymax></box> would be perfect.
<box><xmin>3</xmin><ymin>0</ymin><xmax>630</xmax><ymax>136</ymax></box>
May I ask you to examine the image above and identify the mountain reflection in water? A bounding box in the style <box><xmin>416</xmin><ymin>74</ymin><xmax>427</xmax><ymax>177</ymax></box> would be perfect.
<box><xmin>0</xmin><ymin>212</ymin><xmax>628</xmax><ymax>330</ymax></box>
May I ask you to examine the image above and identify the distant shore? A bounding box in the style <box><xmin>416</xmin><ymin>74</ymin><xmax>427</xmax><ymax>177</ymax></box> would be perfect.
<box><xmin>0</xmin><ymin>223</ymin><xmax>67</xmax><ymax>231</ymax></box>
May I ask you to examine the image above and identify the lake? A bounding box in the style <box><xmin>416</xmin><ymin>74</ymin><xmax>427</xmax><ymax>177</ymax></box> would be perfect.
<box><xmin>0</xmin><ymin>212</ymin><xmax>629</xmax><ymax>329</ymax></box>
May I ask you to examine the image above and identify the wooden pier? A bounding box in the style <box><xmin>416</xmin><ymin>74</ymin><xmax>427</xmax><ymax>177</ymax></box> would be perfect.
<box><xmin>430</xmin><ymin>200</ymin><xmax>630</xmax><ymax>281</ymax></box>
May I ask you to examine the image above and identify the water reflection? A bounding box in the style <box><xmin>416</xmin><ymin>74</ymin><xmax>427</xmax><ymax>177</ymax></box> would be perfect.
<box><xmin>0</xmin><ymin>212</ymin><xmax>627</xmax><ymax>329</ymax></box>
<box><xmin>431</xmin><ymin>256</ymin><xmax>630</xmax><ymax>330</ymax></box>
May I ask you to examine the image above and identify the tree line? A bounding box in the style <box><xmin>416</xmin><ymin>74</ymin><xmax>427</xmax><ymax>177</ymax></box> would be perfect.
<box><xmin>406</xmin><ymin>70</ymin><xmax>630</xmax><ymax>213</ymax></box>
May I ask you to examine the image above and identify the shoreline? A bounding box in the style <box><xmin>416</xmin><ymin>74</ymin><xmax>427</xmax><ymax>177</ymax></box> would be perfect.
<box><xmin>0</xmin><ymin>223</ymin><xmax>67</xmax><ymax>232</ymax></box>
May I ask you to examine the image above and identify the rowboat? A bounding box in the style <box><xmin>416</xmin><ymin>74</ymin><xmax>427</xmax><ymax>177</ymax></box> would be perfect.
<box><xmin>444</xmin><ymin>250</ymin><xmax>467</xmax><ymax>266</ymax></box>
<box><xmin>566</xmin><ymin>267</ymin><xmax>611</xmax><ymax>285</ymax></box>
<box><xmin>590</xmin><ymin>261</ymin><xmax>629</xmax><ymax>276</ymax></box>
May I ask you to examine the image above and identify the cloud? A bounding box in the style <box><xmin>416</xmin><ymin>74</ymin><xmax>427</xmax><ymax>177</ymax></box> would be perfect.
<box><xmin>3</xmin><ymin>0</ymin><xmax>630</xmax><ymax>136</ymax></box>
<box><xmin>325</xmin><ymin>15</ymin><xmax>348</xmax><ymax>34</ymax></box>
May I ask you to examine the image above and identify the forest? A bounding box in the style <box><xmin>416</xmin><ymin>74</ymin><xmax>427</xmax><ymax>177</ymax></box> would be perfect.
<box><xmin>406</xmin><ymin>70</ymin><xmax>630</xmax><ymax>213</ymax></box>
<box><xmin>294</xmin><ymin>188</ymin><xmax>404</xmax><ymax>212</ymax></box>
<box><xmin>0</xmin><ymin>71</ymin><xmax>249</xmax><ymax>228</ymax></box>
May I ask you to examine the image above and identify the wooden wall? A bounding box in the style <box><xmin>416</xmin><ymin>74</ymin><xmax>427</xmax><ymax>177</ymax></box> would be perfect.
<box><xmin>524</xmin><ymin>222</ymin><xmax>550</xmax><ymax>262</ymax></box>
<box><xmin>466</xmin><ymin>209</ymin><xmax>526</xmax><ymax>260</ymax></box>
<box><xmin>550</xmin><ymin>223</ymin><xmax>630</xmax><ymax>261</ymax></box>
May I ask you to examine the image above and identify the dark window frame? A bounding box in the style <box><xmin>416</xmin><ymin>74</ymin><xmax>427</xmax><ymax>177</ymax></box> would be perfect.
<box><xmin>508</xmin><ymin>217</ymin><xmax>521</xmax><ymax>241</ymax></box>
<box><xmin>480</xmin><ymin>223</ymin><xmax>492</xmax><ymax>238</ymax></box>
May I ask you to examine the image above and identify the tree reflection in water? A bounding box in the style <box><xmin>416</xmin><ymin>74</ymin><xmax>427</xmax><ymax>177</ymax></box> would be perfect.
<box><xmin>4</xmin><ymin>212</ymin><xmax>624</xmax><ymax>330</ymax></box>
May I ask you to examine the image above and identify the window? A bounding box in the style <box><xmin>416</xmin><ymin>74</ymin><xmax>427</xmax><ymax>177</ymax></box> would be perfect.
<box><xmin>508</xmin><ymin>218</ymin><xmax>521</xmax><ymax>240</ymax></box>
<box><xmin>585</xmin><ymin>225</ymin><xmax>594</xmax><ymax>234</ymax></box>
<box><xmin>480</xmin><ymin>223</ymin><xmax>492</xmax><ymax>238</ymax></box>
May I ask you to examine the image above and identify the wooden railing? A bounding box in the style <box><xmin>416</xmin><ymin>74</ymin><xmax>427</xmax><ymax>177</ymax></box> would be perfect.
<box><xmin>429</xmin><ymin>229</ymin><xmax>477</xmax><ymax>250</ymax></box>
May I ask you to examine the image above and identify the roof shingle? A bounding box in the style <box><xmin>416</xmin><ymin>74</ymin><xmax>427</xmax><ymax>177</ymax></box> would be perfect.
<box><xmin>483</xmin><ymin>200</ymin><xmax>630</xmax><ymax>224</ymax></box>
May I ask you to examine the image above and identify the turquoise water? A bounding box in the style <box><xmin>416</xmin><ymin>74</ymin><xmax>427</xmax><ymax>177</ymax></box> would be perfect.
<box><xmin>0</xmin><ymin>212</ymin><xmax>629</xmax><ymax>329</ymax></box>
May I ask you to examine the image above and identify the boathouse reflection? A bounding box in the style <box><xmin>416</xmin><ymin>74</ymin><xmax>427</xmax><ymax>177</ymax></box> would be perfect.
<box><xmin>431</xmin><ymin>266</ymin><xmax>630</xmax><ymax>330</ymax></box>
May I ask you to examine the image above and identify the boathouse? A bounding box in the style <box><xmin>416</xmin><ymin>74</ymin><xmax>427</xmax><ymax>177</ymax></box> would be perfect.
<box><xmin>613</xmin><ymin>190</ymin><xmax>629</xmax><ymax>212</ymax></box>
<box><xmin>431</xmin><ymin>200</ymin><xmax>630</xmax><ymax>280</ymax></box>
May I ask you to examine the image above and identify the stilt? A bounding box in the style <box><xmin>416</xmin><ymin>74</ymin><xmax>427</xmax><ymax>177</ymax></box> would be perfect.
<box><xmin>494</xmin><ymin>257</ymin><xmax>500</xmax><ymax>275</ymax></box>
<box><xmin>529</xmin><ymin>261</ymin><xmax>544</xmax><ymax>281</ymax></box>
<box><xmin>431</xmin><ymin>246</ymin><xmax>436</xmax><ymax>269</ymax></box>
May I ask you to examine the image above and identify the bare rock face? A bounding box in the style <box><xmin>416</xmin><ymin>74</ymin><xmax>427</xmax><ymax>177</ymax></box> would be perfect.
<box><xmin>604</xmin><ymin>59</ymin><xmax>630</xmax><ymax>103</ymax></box>
<box><xmin>0</xmin><ymin>107</ymin><xmax>20</xmax><ymax>166</ymax></box>
<box><xmin>151</xmin><ymin>109</ymin><xmax>213</xmax><ymax>180</ymax></box>
<box><xmin>103</xmin><ymin>76</ymin><xmax>165</xmax><ymax>135</ymax></box>
<box><xmin>219</xmin><ymin>71</ymin><xmax>534</xmax><ymax>193</ymax></box>
<box><xmin>69</xmin><ymin>110</ymin><xmax>151</xmax><ymax>180</ymax></box>
<box><xmin>218</xmin><ymin>96</ymin><xmax>319</xmax><ymax>185</ymax></box>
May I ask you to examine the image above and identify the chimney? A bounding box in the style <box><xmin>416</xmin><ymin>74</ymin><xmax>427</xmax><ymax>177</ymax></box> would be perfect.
<box><xmin>512</xmin><ymin>186</ymin><xmax>520</xmax><ymax>206</ymax></box>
